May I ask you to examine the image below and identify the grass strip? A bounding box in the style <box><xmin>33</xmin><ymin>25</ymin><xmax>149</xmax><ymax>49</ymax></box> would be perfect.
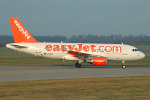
<box><xmin>0</xmin><ymin>76</ymin><xmax>150</xmax><ymax>100</ymax></box>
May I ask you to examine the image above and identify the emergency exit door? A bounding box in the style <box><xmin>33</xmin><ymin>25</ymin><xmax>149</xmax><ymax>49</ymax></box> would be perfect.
<box><xmin>36</xmin><ymin>44</ymin><xmax>41</xmax><ymax>53</ymax></box>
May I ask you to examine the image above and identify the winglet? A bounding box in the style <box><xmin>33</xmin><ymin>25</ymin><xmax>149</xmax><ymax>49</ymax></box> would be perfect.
<box><xmin>9</xmin><ymin>17</ymin><xmax>39</xmax><ymax>43</ymax></box>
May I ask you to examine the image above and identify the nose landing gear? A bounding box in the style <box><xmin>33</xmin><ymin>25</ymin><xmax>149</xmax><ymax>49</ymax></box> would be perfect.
<box><xmin>122</xmin><ymin>61</ymin><xmax>126</xmax><ymax>69</ymax></box>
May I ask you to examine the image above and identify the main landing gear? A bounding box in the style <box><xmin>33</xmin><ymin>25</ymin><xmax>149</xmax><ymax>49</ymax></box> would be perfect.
<box><xmin>75</xmin><ymin>61</ymin><xmax>81</xmax><ymax>68</ymax></box>
<box><xmin>122</xmin><ymin>61</ymin><xmax>126</xmax><ymax>69</ymax></box>
<box><xmin>75</xmin><ymin>61</ymin><xmax>126</xmax><ymax>69</ymax></box>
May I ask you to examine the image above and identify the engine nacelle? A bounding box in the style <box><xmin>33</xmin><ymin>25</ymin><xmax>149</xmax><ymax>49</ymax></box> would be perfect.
<box><xmin>91</xmin><ymin>57</ymin><xmax>107</xmax><ymax>66</ymax></box>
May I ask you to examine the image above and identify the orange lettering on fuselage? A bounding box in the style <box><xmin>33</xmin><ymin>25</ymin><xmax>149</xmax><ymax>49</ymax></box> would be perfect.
<box><xmin>105</xmin><ymin>46</ymin><xmax>112</xmax><ymax>53</ymax></box>
<box><xmin>99</xmin><ymin>46</ymin><xmax>104</xmax><ymax>52</ymax></box>
<box><xmin>112</xmin><ymin>46</ymin><xmax>122</xmax><ymax>53</ymax></box>
<box><xmin>45</xmin><ymin>45</ymin><xmax>52</xmax><ymax>51</ymax></box>
<box><xmin>61</xmin><ymin>45</ymin><xmax>67</xmax><ymax>52</ymax></box>
<box><xmin>83</xmin><ymin>45</ymin><xmax>90</xmax><ymax>52</ymax></box>
<box><xmin>90</xmin><ymin>45</ymin><xmax>96</xmax><ymax>52</ymax></box>
<box><xmin>45</xmin><ymin>44</ymin><xmax>122</xmax><ymax>54</ymax></box>
<box><xmin>53</xmin><ymin>45</ymin><xmax>60</xmax><ymax>51</ymax></box>
<box><xmin>75</xmin><ymin>44</ymin><xmax>83</xmax><ymax>52</ymax></box>
<box><xmin>67</xmin><ymin>45</ymin><xmax>75</xmax><ymax>51</ymax></box>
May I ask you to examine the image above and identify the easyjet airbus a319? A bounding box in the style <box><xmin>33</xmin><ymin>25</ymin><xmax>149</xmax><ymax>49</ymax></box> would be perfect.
<box><xmin>6</xmin><ymin>17</ymin><xmax>145</xmax><ymax>68</ymax></box>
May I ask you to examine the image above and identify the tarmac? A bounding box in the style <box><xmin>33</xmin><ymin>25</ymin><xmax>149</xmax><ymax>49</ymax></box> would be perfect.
<box><xmin>0</xmin><ymin>65</ymin><xmax>150</xmax><ymax>81</ymax></box>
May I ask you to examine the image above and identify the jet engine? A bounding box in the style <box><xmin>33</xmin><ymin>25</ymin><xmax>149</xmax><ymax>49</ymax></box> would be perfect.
<box><xmin>89</xmin><ymin>57</ymin><xmax>107</xmax><ymax>66</ymax></box>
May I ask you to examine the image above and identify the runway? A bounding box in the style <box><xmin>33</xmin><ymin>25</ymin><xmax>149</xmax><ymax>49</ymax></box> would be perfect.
<box><xmin>0</xmin><ymin>65</ymin><xmax>150</xmax><ymax>81</ymax></box>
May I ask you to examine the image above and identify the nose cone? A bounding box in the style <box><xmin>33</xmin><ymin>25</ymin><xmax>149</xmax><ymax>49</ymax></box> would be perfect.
<box><xmin>139</xmin><ymin>52</ymin><xmax>145</xmax><ymax>59</ymax></box>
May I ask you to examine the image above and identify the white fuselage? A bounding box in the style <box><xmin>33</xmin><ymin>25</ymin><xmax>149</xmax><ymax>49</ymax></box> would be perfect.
<box><xmin>6</xmin><ymin>42</ymin><xmax>145</xmax><ymax>61</ymax></box>
<box><xmin>7</xmin><ymin>17</ymin><xmax>146</xmax><ymax>68</ymax></box>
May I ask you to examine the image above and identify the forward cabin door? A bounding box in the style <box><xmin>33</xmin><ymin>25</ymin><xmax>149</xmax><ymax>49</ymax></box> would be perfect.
<box><xmin>122</xmin><ymin>45</ymin><xmax>127</xmax><ymax>55</ymax></box>
<box><xmin>36</xmin><ymin>44</ymin><xmax>41</xmax><ymax>53</ymax></box>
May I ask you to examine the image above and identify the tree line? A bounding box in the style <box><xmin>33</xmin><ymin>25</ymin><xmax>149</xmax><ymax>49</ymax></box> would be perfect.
<box><xmin>0</xmin><ymin>34</ymin><xmax>150</xmax><ymax>47</ymax></box>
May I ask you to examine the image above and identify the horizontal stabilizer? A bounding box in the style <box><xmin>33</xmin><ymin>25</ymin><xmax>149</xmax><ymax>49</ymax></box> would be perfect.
<box><xmin>10</xmin><ymin>44</ymin><xmax>28</xmax><ymax>49</ymax></box>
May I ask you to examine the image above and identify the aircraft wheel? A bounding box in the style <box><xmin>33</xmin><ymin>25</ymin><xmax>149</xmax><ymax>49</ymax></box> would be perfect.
<box><xmin>122</xmin><ymin>65</ymin><xmax>126</xmax><ymax>69</ymax></box>
<box><xmin>122</xmin><ymin>61</ymin><xmax>126</xmax><ymax>69</ymax></box>
<box><xmin>75</xmin><ymin>63</ymin><xmax>81</xmax><ymax>68</ymax></box>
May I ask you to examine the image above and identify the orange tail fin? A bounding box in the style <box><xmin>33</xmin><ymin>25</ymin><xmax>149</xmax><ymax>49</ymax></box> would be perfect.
<box><xmin>9</xmin><ymin>17</ymin><xmax>39</xmax><ymax>43</ymax></box>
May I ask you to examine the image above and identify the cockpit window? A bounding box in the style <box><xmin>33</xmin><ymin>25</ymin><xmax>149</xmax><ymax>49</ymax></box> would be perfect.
<box><xmin>133</xmin><ymin>49</ymin><xmax>139</xmax><ymax>52</ymax></box>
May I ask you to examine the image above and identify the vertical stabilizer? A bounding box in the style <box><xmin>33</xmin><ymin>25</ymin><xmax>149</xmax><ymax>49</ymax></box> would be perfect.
<box><xmin>9</xmin><ymin>17</ymin><xmax>39</xmax><ymax>43</ymax></box>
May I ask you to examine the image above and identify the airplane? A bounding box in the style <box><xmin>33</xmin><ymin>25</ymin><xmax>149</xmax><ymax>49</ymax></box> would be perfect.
<box><xmin>6</xmin><ymin>17</ymin><xmax>145</xmax><ymax>68</ymax></box>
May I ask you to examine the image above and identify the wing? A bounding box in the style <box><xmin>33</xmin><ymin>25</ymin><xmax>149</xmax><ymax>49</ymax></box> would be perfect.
<box><xmin>66</xmin><ymin>50</ymin><xmax>105</xmax><ymax>60</ymax></box>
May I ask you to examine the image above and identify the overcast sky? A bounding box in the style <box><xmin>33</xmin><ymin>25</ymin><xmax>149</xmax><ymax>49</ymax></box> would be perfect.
<box><xmin>0</xmin><ymin>0</ymin><xmax>150</xmax><ymax>37</ymax></box>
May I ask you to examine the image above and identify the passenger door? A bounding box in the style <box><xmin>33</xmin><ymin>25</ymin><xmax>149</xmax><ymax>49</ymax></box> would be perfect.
<box><xmin>122</xmin><ymin>45</ymin><xmax>127</xmax><ymax>55</ymax></box>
